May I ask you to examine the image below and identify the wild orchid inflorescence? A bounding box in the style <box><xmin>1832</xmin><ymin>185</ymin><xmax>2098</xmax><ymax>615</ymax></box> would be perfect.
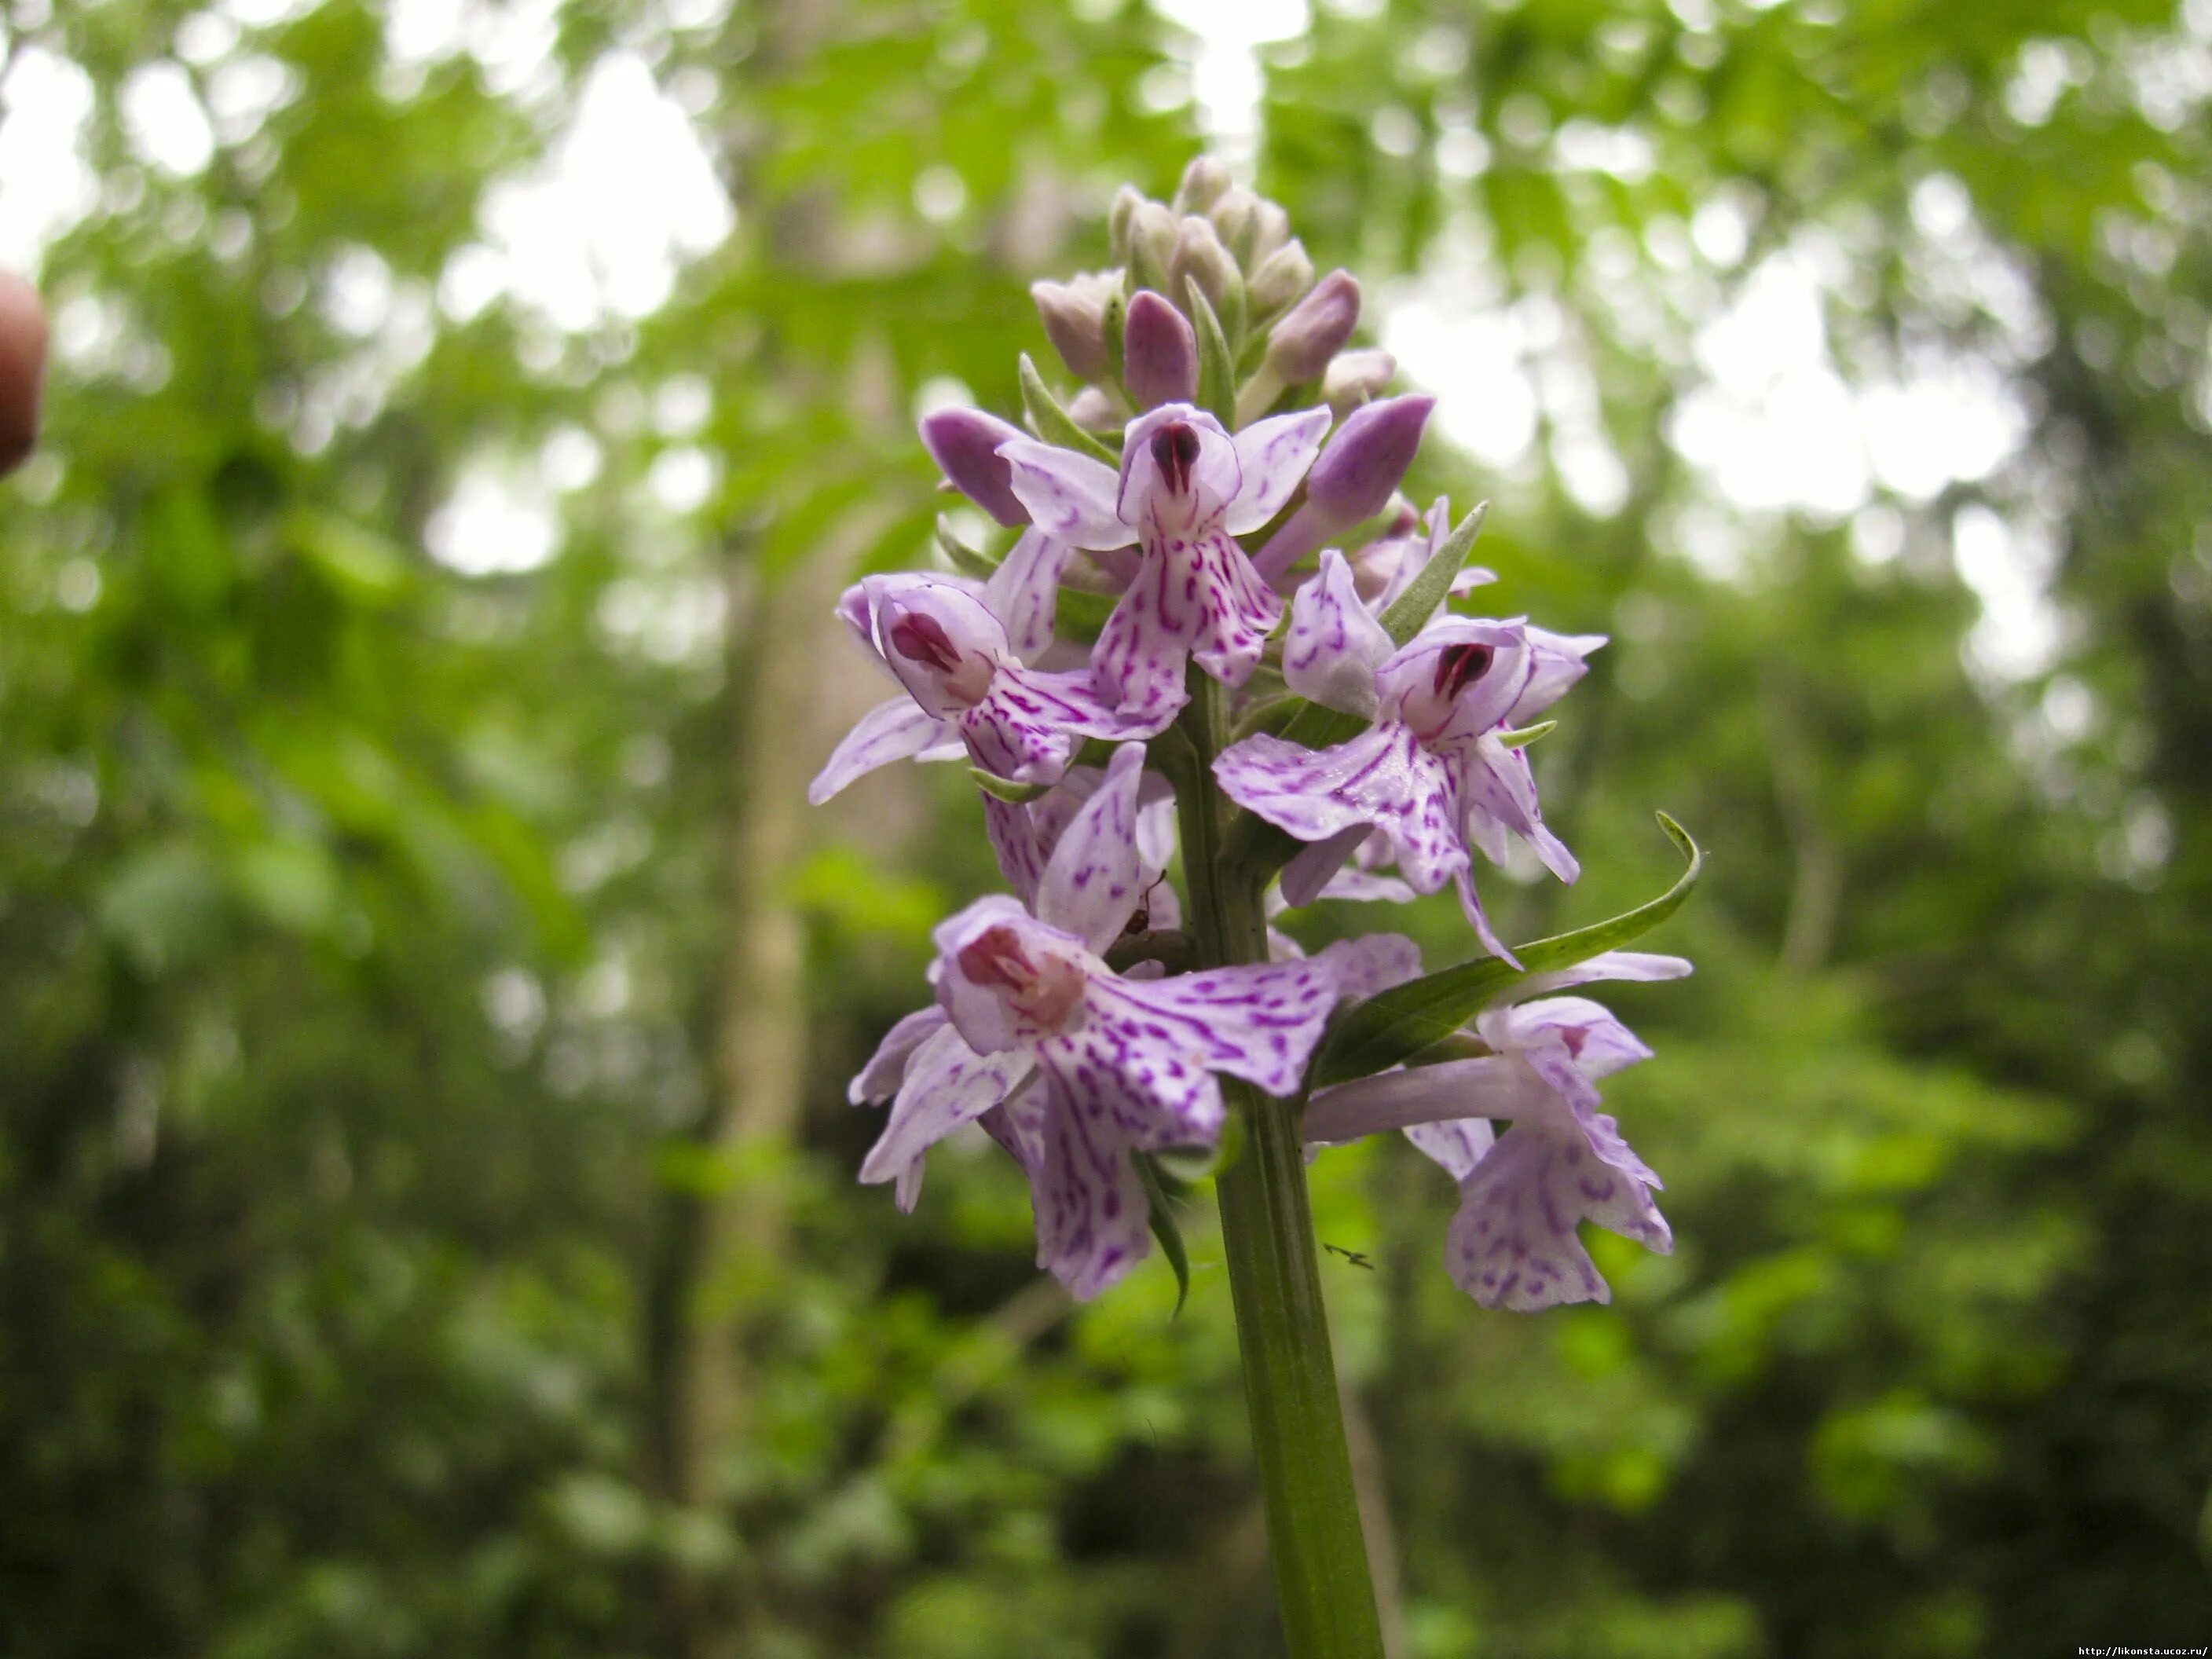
<box><xmin>811</xmin><ymin>159</ymin><xmax>1699</xmax><ymax>1314</ymax></box>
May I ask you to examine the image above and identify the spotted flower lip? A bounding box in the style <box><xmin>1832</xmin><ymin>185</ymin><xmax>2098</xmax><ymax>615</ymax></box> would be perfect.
<box><xmin>1302</xmin><ymin>951</ymin><xmax>1690</xmax><ymax>1310</ymax></box>
<box><xmin>809</xmin><ymin>567</ymin><xmax>1166</xmax><ymax>804</ymax></box>
<box><xmin>998</xmin><ymin>401</ymin><xmax>1333</xmax><ymax>721</ymax></box>
<box><xmin>858</xmin><ymin>744</ymin><xmax>1350</xmax><ymax>1298</ymax></box>
<box><xmin>1214</xmin><ymin>548</ymin><xmax>1603</xmax><ymax>956</ymax></box>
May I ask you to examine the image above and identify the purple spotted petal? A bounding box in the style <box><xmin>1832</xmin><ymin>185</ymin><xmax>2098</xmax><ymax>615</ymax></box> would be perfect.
<box><xmin>983</xmin><ymin>793</ymin><xmax>1049</xmax><ymax>908</ymax></box>
<box><xmin>1283</xmin><ymin>549</ymin><xmax>1390</xmax><ymax>720</ymax></box>
<box><xmin>1483</xmin><ymin>995</ymin><xmax>1658</xmax><ymax>1088</ymax></box>
<box><xmin>1095</xmin><ymin>526</ymin><xmax>1282</xmax><ymax>713</ymax></box>
<box><xmin>1104</xmin><ymin>955</ymin><xmax>1340</xmax><ymax>1101</ymax></box>
<box><xmin>1000</xmin><ymin>438</ymin><xmax>1138</xmax><ymax>551</ymax></box>
<box><xmin>1455</xmin><ymin>738</ymin><xmax>1579</xmax><ymax>884</ymax></box>
<box><xmin>850</xmin><ymin>1005</ymin><xmax>950</xmax><ymax>1104</ymax></box>
<box><xmin>1216</xmin><ymin>723</ymin><xmax>1469</xmax><ymax>895</ymax></box>
<box><xmin>1036</xmin><ymin>743</ymin><xmax>1149</xmax><ymax>952</ymax></box>
<box><xmin>983</xmin><ymin>529</ymin><xmax>1078</xmax><ymax>662</ymax></box>
<box><xmin>810</xmin><ymin>696</ymin><xmax>958</xmax><ymax>804</ymax></box>
<box><xmin>1407</xmin><ymin>1118</ymin><xmax>1496</xmax><ymax>1181</ymax></box>
<box><xmin>1510</xmin><ymin>626</ymin><xmax>1606</xmax><ymax>723</ymax></box>
<box><xmin>1029</xmin><ymin>1072</ymin><xmax>1156</xmax><ymax>1298</ymax></box>
<box><xmin>962</xmin><ymin>663</ymin><xmax>1166</xmax><ymax>786</ymax></box>
<box><xmin>1444</xmin><ymin>1101</ymin><xmax>1671</xmax><ymax>1311</ymax></box>
<box><xmin>1224</xmin><ymin>405</ymin><xmax>1333</xmax><ymax>535</ymax></box>
<box><xmin>859</xmin><ymin>1022</ymin><xmax>1033</xmax><ymax>1213</ymax></box>
<box><xmin>1309</xmin><ymin>932</ymin><xmax>1423</xmax><ymax>1000</ymax></box>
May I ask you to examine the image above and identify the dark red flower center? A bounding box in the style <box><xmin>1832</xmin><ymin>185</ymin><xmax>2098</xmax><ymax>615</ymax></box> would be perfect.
<box><xmin>1432</xmin><ymin>642</ymin><xmax>1495</xmax><ymax>701</ymax></box>
<box><xmin>888</xmin><ymin>610</ymin><xmax>965</xmax><ymax>674</ymax></box>
<box><xmin>1149</xmin><ymin>419</ymin><xmax>1203</xmax><ymax>496</ymax></box>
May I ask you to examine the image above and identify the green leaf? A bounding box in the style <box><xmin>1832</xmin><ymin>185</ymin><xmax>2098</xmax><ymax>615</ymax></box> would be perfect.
<box><xmin>1020</xmin><ymin>353</ymin><xmax>1119</xmax><ymax>467</ymax></box>
<box><xmin>1310</xmin><ymin>813</ymin><xmax>1703</xmax><ymax>1087</ymax></box>
<box><xmin>936</xmin><ymin>515</ymin><xmax>999</xmax><ymax>579</ymax></box>
<box><xmin>969</xmin><ymin>767</ymin><xmax>1051</xmax><ymax>804</ymax></box>
<box><xmin>1496</xmin><ymin>720</ymin><xmax>1557</xmax><ymax>749</ymax></box>
<box><xmin>1188</xmin><ymin>280</ymin><xmax>1237</xmax><ymax>427</ymax></box>
<box><xmin>1137</xmin><ymin>1154</ymin><xmax>1192</xmax><ymax>1317</ymax></box>
<box><xmin>1055</xmin><ymin>584</ymin><xmax>1117</xmax><ymax>642</ymax></box>
<box><xmin>1375</xmin><ymin>500</ymin><xmax>1489</xmax><ymax>646</ymax></box>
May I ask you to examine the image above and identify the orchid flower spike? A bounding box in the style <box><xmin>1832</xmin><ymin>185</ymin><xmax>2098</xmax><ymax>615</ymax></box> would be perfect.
<box><xmin>862</xmin><ymin>745</ymin><xmax>1349</xmax><ymax>1298</ymax></box>
<box><xmin>1214</xmin><ymin>551</ymin><xmax>1604</xmax><ymax>957</ymax></box>
<box><xmin>809</xmin><ymin>562</ymin><xmax>1166</xmax><ymax>803</ymax></box>
<box><xmin>1302</xmin><ymin>951</ymin><xmax>1691</xmax><ymax>1310</ymax></box>
<box><xmin>998</xmin><ymin>401</ymin><xmax>1333</xmax><ymax>720</ymax></box>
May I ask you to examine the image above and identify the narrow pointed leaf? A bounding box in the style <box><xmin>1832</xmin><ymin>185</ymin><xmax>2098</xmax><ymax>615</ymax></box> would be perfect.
<box><xmin>1020</xmin><ymin>352</ymin><xmax>1121</xmax><ymax>467</ymax></box>
<box><xmin>969</xmin><ymin>768</ymin><xmax>1052</xmax><ymax>804</ymax></box>
<box><xmin>936</xmin><ymin>515</ymin><xmax>999</xmax><ymax>578</ymax></box>
<box><xmin>1137</xmin><ymin>1153</ymin><xmax>1192</xmax><ymax>1317</ymax></box>
<box><xmin>1495</xmin><ymin>720</ymin><xmax>1557</xmax><ymax>749</ymax></box>
<box><xmin>1188</xmin><ymin>280</ymin><xmax>1237</xmax><ymax>427</ymax></box>
<box><xmin>1375</xmin><ymin>500</ymin><xmax>1489</xmax><ymax>646</ymax></box>
<box><xmin>1309</xmin><ymin>813</ymin><xmax>1702</xmax><ymax>1087</ymax></box>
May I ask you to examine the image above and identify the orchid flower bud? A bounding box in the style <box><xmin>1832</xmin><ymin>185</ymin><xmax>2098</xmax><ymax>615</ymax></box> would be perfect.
<box><xmin>1170</xmin><ymin>215</ymin><xmax>1241</xmax><ymax>320</ymax></box>
<box><xmin>1174</xmin><ymin>156</ymin><xmax>1233</xmax><ymax>214</ymax></box>
<box><xmin>1246</xmin><ymin>199</ymin><xmax>1292</xmax><ymax>266</ymax></box>
<box><xmin>1126</xmin><ymin>200</ymin><xmax>1179</xmax><ymax>295</ymax></box>
<box><xmin>1251</xmin><ymin>394</ymin><xmax>1434</xmax><ymax>584</ymax></box>
<box><xmin>1247</xmin><ymin>237</ymin><xmax>1315</xmax><ymax>319</ymax></box>
<box><xmin>1265</xmin><ymin>269</ymin><xmax>1361</xmax><ymax>384</ymax></box>
<box><xmin>1323</xmin><ymin>347</ymin><xmax>1398</xmax><ymax>416</ymax></box>
<box><xmin>1068</xmin><ymin>384</ymin><xmax>1125</xmax><ymax>431</ymax></box>
<box><xmin>1306</xmin><ymin>394</ymin><xmax>1434</xmax><ymax>527</ymax></box>
<box><xmin>1031</xmin><ymin>272</ymin><xmax>1119</xmax><ymax>382</ymax></box>
<box><xmin>918</xmin><ymin>406</ymin><xmax>1031</xmax><ymax>527</ymax></box>
<box><xmin>1122</xmin><ymin>290</ymin><xmax>1198</xmax><ymax>410</ymax></box>
<box><xmin>1108</xmin><ymin>185</ymin><xmax>1145</xmax><ymax>264</ymax></box>
<box><xmin>1208</xmin><ymin>186</ymin><xmax>1259</xmax><ymax>262</ymax></box>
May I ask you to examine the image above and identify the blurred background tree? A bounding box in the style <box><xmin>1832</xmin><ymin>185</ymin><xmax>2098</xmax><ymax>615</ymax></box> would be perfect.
<box><xmin>0</xmin><ymin>1</ymin><xmax>2205</xmax><ymax>1656</ymax></box>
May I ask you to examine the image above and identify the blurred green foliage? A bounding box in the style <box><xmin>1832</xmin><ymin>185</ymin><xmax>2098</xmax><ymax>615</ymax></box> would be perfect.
<box><xmin>2</xmin><ymin>0</ymin><xmax>2208</xmax><ymax>1655</ymax></box>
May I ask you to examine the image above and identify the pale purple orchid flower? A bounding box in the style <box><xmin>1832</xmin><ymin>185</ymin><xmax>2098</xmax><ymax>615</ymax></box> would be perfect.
<box><xmin>867</xmin><ymin>744</ymin><xmax>1346</xmax><ymax>1298</ymax></box>
<box><xmin>1302</xmin><ymin>951</ymin><xmax>1689</xmax><ymax>1310</ymax></box>
<box><xmin>810</xmin><ymin>561</ymin><xmax>1165</xmax><ymax>803</ymax></box>
<box><xmin>998</xmin><ymin>401</ymin><xmax>1334</xmax><ymax>721</ymax></box>
<box><xmin>1214</xmin><ymin>548</ymin><xmax>1604</xmax><ymax>959</ymax></box>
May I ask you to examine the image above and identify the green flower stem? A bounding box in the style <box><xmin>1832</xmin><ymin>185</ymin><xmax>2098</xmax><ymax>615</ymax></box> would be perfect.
<box><xmin>1170</xmin><ymin>668</ymin><xmax>1388</xmax><ymax>1659</ymax></box>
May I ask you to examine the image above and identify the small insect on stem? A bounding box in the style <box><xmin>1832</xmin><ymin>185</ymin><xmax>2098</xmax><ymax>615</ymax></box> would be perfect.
<box><xmin>1321</xmin><ymin>1243</ymin><xmax>1375</xmax><ymax>1271</ymax></box>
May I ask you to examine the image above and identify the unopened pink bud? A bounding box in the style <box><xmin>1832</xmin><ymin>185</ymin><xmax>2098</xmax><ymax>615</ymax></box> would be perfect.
<box><xmin>1170</xmin><ymin>215</ymin><xmax>1240</xmax><ymax>317</ymax></box>
<box><xmin>1305</xmin><ymin>394</ymin><xmax>1434</xmax><ymax>527</ymax></box>
<box><xmin>1031</xmin><ymin>273</ymin><xmax>1116</xmax><ymax>382</ymax></box>
<box><xmin>1265</xmin><ymin>269</ymin><xmax>1361</xmax><ymax>383</ymax></box>
<box><xmin>1174</xmin><ymin>156</ymin><xmax>1233</xmax><ymax>214</ymax></box>
<box><xmin>1247</xmin><ymin>238</ymin><xmax>1314</xmax><ymax>317</ymax></box>
<box><xmin>1122</xmin><ymin>290</ymin><xmax>1198</xmax><ymax>410</ymax></box>
<box><xmin>1323</xmin><ymin>348</ymin><xmax>1397</xmax><ymax>416</ymax></box>
<box><xmin>918</xmin><ymin>406</ymin><xmax>1031</xmax><ymax>527</ymax></box>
